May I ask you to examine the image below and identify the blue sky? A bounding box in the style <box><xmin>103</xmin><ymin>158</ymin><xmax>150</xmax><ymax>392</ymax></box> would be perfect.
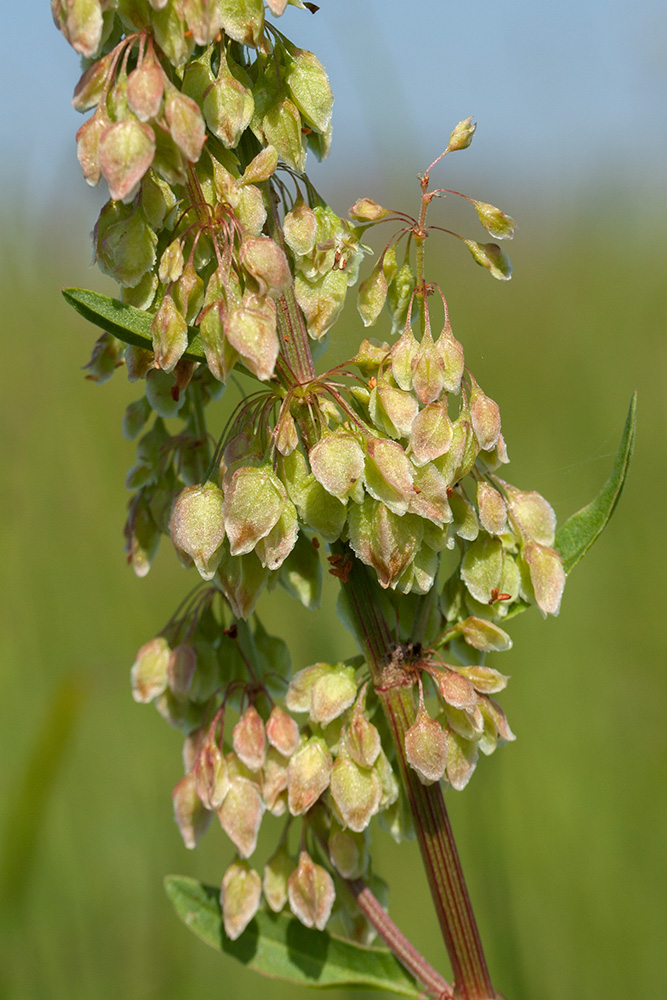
<box><xmin>2</xmin><ymin>0</ymin><xmax>666</xmax><ymax>220</ymax></box>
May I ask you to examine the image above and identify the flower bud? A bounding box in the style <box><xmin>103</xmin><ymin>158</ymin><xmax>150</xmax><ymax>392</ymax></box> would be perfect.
<box><xmin>370</xmin><ymin>380</ymin><xmax>419</xmax><ymax>439</ymax></box>
<box><xmin>258</xmin><ymin>97</ymin><xmax>306</xmax><ymax>172</ymax></box>
<box><xmin>344</xmin><ymin>688</ymin><xmax>381</xmax><ymax>769</ymax></box>
<box><xmin>130</xmin><ymin>636</ymin><xmax>170</xmax><ymax>703</ymax></box>
<box><xmin>167</xmin><ymin>643</ymin><xmax>197</xmax><ymax>697</ymax></box>
<box><xmin>476</xmin><ymin>481</ymin><xmax>507</xmax><ymax>535</ymax></box>
<box><xmin>127</xmin><ymin>61</ymin><xmax>165</xmax><ymax>122</ymax></box>
<box><xmin>233</xmin><ymin>705</ymin><xmax>266</xmax><ymax>772</ymax></box>
<box><xmin>172</xmin><ymin>772</ymin><xmax>212</xmax><ymax>848</ymax></box>
<box><xmin>169</xmin><ymin>482</ymin><xmax>225</xmax><ymax>580</ymax></box>
<box><xmin>459</xmin><ymin>617</ymin><xmax>512</xmax><ymax>652</ymax></box>
<box><xmin>284</xmin><ymin>200</ymin><xmax>318</xmax><ymax>256</ymax></box>
<box><xmin>158</xmin><ymin>238</ymin><xmax>184</xmax><ymax>284</ymax></box>
<box><xmin>223</xmin><ymin>464</ymin><xmax>286</xmax><ymax>556</ymax></box>
<box><xmin>265</xmin><ymin>705</ymin><xmax>300</xmax><ymax>757</ymax></box>
<box><xmin>328</xmin><ymin>826</ymin><xmax>368</xmax><ymax>879</ymax></box>
<box><xmin>218</xmin><ymin>0</ymin><xmax>265</xmax><ymax>46</ymax></box>
<box><xmin>404</xmin><ymin>703</ymin><xmax>448</xmax><ymax>785</ymax></box>
<box><xmin>469</xmin><ymin>378</ymin><xmax>501</xmax><ymax>451</ymax></box>
<box><xmin>286</xmin><ymin>736</ymin><xmax>332</xmax><ymax>815</ymax></box>
<box><xmin>183</xmin><ymin>0</ymin><xmax>223</xmax><ymax>45</ymax></box>
<box><xmin>463</xmin><ymin>240</ymin><xmax>512</xmax><ymax>281</ymax></box>
<box><xmin>445</xmin><ymin>116</ymin><xmax>476</xmax><ymax>153</ymax></box>
<box><xmin>309</xmin><ymin>432</ymin><xmax>365</xmax><ymax>502</ymax></box>
<box><xmin>221</xmin><ymin>860</ymin><xmax>261</xmax><ymax>941</ymax></box>
<box><xmin>504</xmin><ymin>485</ymin><xmax>556</xmax><ymax>546</ymax></box>
<box><xmin>263</xmin><ymin>846</ymin><xmax>293</xmax><ymax>912</ymax></box>
<box><xmin>53</xmin><ymin>0</ymin><xmax>104</xmax><ymax>58</ymax></box>
<box><xmin>446</xmin><ymin>731</ymin><xmax>478</xmax><ymax>790</ymax></box>
<box><xmin>217</xmin><ymin>776</ymin><xmax>265</xmax><ymax>858</ymax></box>
<box><xmin>150</xmin><ymin>294</ymin><xmax>188</xmax><ymax>373</ymax></box>
<box><xmin>193</xmin><ymin>724</ymin><xmax>229</xmax><ymax>810</ymax></box>
<box><xmin>98</xmin><ymin>120</ymin><xmax>156</xmax><ymax>203</ymax></box>
<box><xmin>437</xmin><ymin>670</ymin><xmax>478</xmax><ymax>710</ymax></box>
<box><xmin>357</xmin><ymin>264</ymin><xmax>388</xmax><ymax>327</ymax></box>
<box><xmin>389</xmin><ymin>323</ymin><xmax>419</xmax><ymax>391</ymax></box>
<box><xmin>456</xmin><ymin>665</ymin><xmax>509</xmax><ymax>695</ymax></box>
<box><xmin>330</xmin><ymin>753</ymin><xmax>382</xmax><ymax>832</ymax></box>
<box><xmin>348</xmin><ymin>198</ymin><xmax>390</xmax><ymax>222</ymax></box>
<box><xmin>364</xmin><ymin>438</ymin><xmax>415</xmax><ymax>515</ymax></box>
<box><xmin>240</xmin><ymin>237</ymin><xmax>291</xmax><ymax>299</ymax></box>
<box><xmin>461</xmin><ymin>534</ymin><xmax>503</xmax><ymax>603</ymax></box>
<box><xmin>472</xmin><ymin>200</ymin><xmax>516</xmax><ymax>240</ymax></box>
<box><xmin>286</xmin><ymin>48</ymin><xmax>333</xmax><ymax>133</ymax></box>
<box><xmin>241</xmin><ymin>145</ymin><xmax>278</xmax><ymax>186</ymax></box>
<box><xmin>76</xmin><ymin>112</ymin><xmax>108</xmax><ymax>186</ymax></box>
<box><xmin>287</xmin><ymin>851</ymin><xmax>335</xmax><ymax>930</ymax></box>
<box><xmin>262</xmin><ymin>747</ymin><xmax>289</xmax><ymax>815</ymax></box>
<box><xmin>522</xmin><ymin>542</ymin><xmax>565</xmax><ymax>616</ymax></box>
<box><xmin>409</xmin><ymin>403</ymin><xmax>453</xmax><ymax>466</ymax></box>
<box><xmin>224</xmin><ymin>292</ymin><xmax>278</xmax><ymax>382</ymax></box>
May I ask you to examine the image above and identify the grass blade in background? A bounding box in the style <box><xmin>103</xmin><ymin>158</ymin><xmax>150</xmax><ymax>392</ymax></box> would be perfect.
<box><xmin>165</xmin><ymin>875</ymin><xmax>422</xmax><ymax>997</ymax></box>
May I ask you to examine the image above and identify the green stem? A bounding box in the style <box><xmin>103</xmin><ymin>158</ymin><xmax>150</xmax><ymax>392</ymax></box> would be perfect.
<box><xmin>334</xmin><ymin>544</ymin><xmax>495</xmax><ymax>1000</ymax></box>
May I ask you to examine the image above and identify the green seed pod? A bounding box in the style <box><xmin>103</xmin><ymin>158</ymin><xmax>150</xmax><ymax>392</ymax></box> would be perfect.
<box><xmin>404</xmin><ymin>700</ymin><xmax>448</xmax><ymax>785</ymax></box>
<box><xmin>165</xmin><ymin>83</ymin><xmax>206</xmax><ymax>162</ymax></box>
<box><xmin>221</xmin><ymin>860</ymin><xmax>261</xmax><ymax>940</ymax></box>
<box><xmin>261</xmin><ymin>747</ymin><xmax>289</xmax><ymax>815</ymax></box>
<box><xmin>522</xmin><ymin>542</ymin><xmax>565</xmax><ymax>616</ymax></box>
<box><xmin>169</xmin><ymin>482</ymin><xmax>226</xmax><ymax>580</ymax></box>
<box><xmin>309</xmin><ymin>432</ymin><xmax>365</xmax><ymax>502</ymax></box>
<box><xmin>469</xmin><ymin>378</ymin><xmax>501</xmax><ymax>451</ymax></box>
<box><xmin>127</xmin><ymin>60</ymin><xmax>165</xmax><ymax>122</ymax></box>
<box><xmin>409</xmin><ymin>403</ymin><xmax>453</xmax><ymax>466</ymax></box>
<box><xmin>193</xmin><ymin>725</ymin><xmax>229</xmax><ymax>810</ymax></box>
<box><xmin>223</xmin><ymin>464</ymin><xmax>287</xmax><ymax>557</ymax></box>
<box><xmin>53</xmin><ymin>0</ymin><xmax>104</xmax><ymax>58</ymax></box>
<box><xmin>284</xmin><ymin>200</ymin><xmax>318</xmax><ymax>256</ymax></box>
<box><xmin>461</xmin><ymin>534</ymin><xmax>504</xmax><ymax>603</ymax></box>
<box><xmin>183</xmin><ymin>0</ymin><xmax>223</xmax><ymax>46</ymax></box>
<box><xmin>224</xmin><ymin>292</ymin><xmax>278</xmax><ymax>382</ymax></box>
<box><xmin>218</xmin><ymin>0</ymin><xmax>265</xmax><ymax>46</ymax></box>
<box><xmin>459</xmin><ymin>616</ymin><xmax>512</xmax><ymax>652</ymax></box>
<box><xmin>130</xmin><ymin>636</ymin><xmax>171</xmax><ymax>703</ymax></box>
<box><xmin>263</xmin><ymin>846</ymin><xmax>293</xmax><ymax>912</ymax></box>
<box><xmin>463</xmin><ymin>240</ymin><xmax>512</xmax><ymax>281</ymax></box>
<box><xmin>98</xmin><ymin>119</ymin><xmax>156</xmax><ymax>202</ymax></box>
<box><xmin>357</xmin><ymin>263</ymin><xmax>388</xmax><ymax>328</ymax></box>
<box><xmin>233</xmin><ymin>705</ymin><xmax>267</xmax><ymax>772</ymax></box>
<box><xmin>445</xmin><ymin>730</ymin><xmax>479</xmax><ymax>790</ymax></box>
<box><xmin>167</xmin><ymin>643</ymin><xmax>197</xmax><ymax>698</ymax></box>
<box><xmin>476</xmin><ymin>481</ymin><xmax>508</xmax><ymax>535</ymax></box>
<box><xmin>364</xmin><ymin>437</ymin><xmax>415</xmax><ymax>515</ymax></box>
<box><xmin>472</xmin><ymin>200</ymin><xmax>516</xmax><ymax>240</ymax></box>
<box><xmin>76</xmin><ymin>111</ymin><xmax>108</xmax><ymax>186</ymax></box>
<box><xmin>172</xmin><ymin>771</ymin><xmax>213</xmax><ymax>848</ymax></box>
<box><xmin>456</xmin><ymin>664</ymin><xmax>509</xmax><ymax>695</ymax></box>
<box><xmin>330</xmin><ymin>752</ymin><xmax>382</xmax><ymax>833</ymax></box>
<box><xmin>286</xmin><ymin>736</ymin><xmax>332</xmax><ymax>815</ymax></box>
<box><xmin>348</xmin><ymin>197</ymin><xmax>389</xmax><ymax>223</ymax></box>
<box><xmin>217</xmin><ymin>775</ymin><xmax>265</xmax><ymax>858</ymax></box>
<box><xmin>203</xmin><ymin>50</ymin><xmax>254</xmax><ymax>149</ymax></box>
<box><xmin>435</xmin><ymin>324</ymin><xmax>465</xmax><ymax>394</ymax></box>
<box><xmin>389</xmin><ymin>322</ymin><xmax>419</xmax><ymax>391</ymax></box>
<box><xmin>286</xmin><ymin>48</ymin><xmax>333</xmax><ymax>133</ymax></box>
<box><xmin>437</xmin><ymin>669</ymin><xmax>478</xmax><ymax>710</ymax></box>
<box><xmin>445</xmin><ymin>116</ymin><xmax>476</xmax><ymax>153</ymax></box>
<box><xmin>287</xmin><ymin>851</ymin><xmax>335</xmax><ymax>930</ymax></box>
<box><xmin>95</xmin><ymin>200</ymin><xmax>157</xmax><ymax>288</ymax></box>
<box><xmin>504</xmin><ymin>483</ymin><xmax>557</xmax><ymax>546</ymax></box>
<box><xmin>216</xmin><ymin>543</ymin><xmax>269</xmax><ymax>619</ymax></box>
<box><xmin>240</xmin><ymin>236</ymin><xmax>291</xmax><ymax>299</ymax></box>
<box><xmin>309</xmin><ymin>664</ymin><xmax>358</xmax><ymax>726</ymax></box>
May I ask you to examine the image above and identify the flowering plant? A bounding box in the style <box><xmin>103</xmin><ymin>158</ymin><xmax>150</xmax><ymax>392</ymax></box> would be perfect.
<box><xmin>54</xmin><ymin>2</ymin><xmax>634</xmax><ymax>997</ymax></box>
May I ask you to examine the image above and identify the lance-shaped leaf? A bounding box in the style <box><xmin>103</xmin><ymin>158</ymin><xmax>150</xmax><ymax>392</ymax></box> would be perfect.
<box><xmin>556</xmin><ymin>393</ymin><xmax>636</xmax><ymax>573</ymax></box>
<box><xmin>165</xmin><ymin>876</ymin><xmax>422</xmax><ymax>996</ymax></box>
<box><xmin>62</xmin><ymin>288</ymin><xmax>207</xmax><ymax>363</ymax></box>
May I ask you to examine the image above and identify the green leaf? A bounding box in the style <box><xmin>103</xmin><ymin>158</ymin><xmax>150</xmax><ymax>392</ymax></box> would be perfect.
<box><xmin>164</xmin><ymin>875</ymin><xmax>421</xmax><ymax>997</ymax></box>
<box><xmin>555</xmin><ymin>391</ymin><xmax>636</xmax><ymax>574</ymax></box>
<box><xmin>61</xmin><ymin>287</ymin><xmax>206</xmax><ymax>362</ymax></box>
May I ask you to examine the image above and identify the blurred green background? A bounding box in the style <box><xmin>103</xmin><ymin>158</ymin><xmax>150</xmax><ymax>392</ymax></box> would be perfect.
<box><xmin>1</xmin><ymin>190</ymin><xmax>664</xmax><ymax>1000</ymax></box>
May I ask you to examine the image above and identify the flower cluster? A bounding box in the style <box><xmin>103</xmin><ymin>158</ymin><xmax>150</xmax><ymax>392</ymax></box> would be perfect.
<box><xmin>132</xmin><ymin>617</ymin><xmax>398</xmax><ymax>940</ymax></box>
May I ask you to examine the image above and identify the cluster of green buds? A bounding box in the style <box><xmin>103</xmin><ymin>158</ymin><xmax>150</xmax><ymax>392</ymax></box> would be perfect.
<box><xmin>55</xmin><ymin>0</ymin><xmax>567</xmax><ymax>946</ymax></box>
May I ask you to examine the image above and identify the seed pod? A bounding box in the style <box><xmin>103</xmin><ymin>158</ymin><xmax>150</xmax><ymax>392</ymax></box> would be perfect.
<box><xmin>504</xmin><ymin>484</ymin><xmax>557</xmax><ymax>546</ymax></box>
<box><xmin>309</xmin><ymin>432</ymin><xmax>365</xmax><ymax>502</ymax></box>
<box><xmin>328</xmin><ymin>826</ymin><xmax>368</xmax><ymax>879</ymax></box>
<box><xmin>469</xmin><ymin>378</ymin><xmax>501</xmax><ymax>451</ymax></box>
<box><xmin>330</xmin><ymin>752</ymin><xmax>382</xmax><ymax>832</ymax></box>
<box><xmin>364</xmin><ymin>437</ymin><xmax>415</xmax><ymax>516</ymax></box>
<box><xmin>150</xmin><ymin>294</ymin><xmax>188</xmax><ymax>373</ymax></box>
<box><xmin>169</xmin><ymin>482</ymin><xmax>226</xmax><ymax>580</ymax></box>
<box><xmin>461</xmin><ymin>534</ymin><xmax>504</xmax><ymax>604</ymax></box>
<box><xmin>286</xmin><ymin>48</ymin><xmax>333</xmax><ymax>133</ymax></box>
<box><xmin>172</xmin><ymin>772</ymin><xmax>212</xmax><ymax>849</ymax></box>
<box><xmin>263</xmin><ymin>846</ymin><xmax>293</xmax><ymax>912</ymax></box>
<box><xmin>224</xmin><ymin>292</ymin><xmax>278</xmax><ymax>382</ymax></box>
<box><xmin>287</xmin><ymin>851</ymin><xmax>335</xmax><ymax>930</ymax></box>
<box><xmin>445</xmin><ymin>116</ymin><xmax>476</xmax><ymax>152</ymax></box>
<box><xmin>265</xmin><ymin>705</ymin><xmax>300</xmax><ymax>758</ymax></box>
<box><xmin>167</xmin><ymin>643</ymin><xmax>197</xmax><ymax>698</ymax></box>
<box><xmin>217</xmin><ymin>776</ymin><xmax>265</xmax><ymax>858</ymax></box>
<box><xmin>232</xmin><ymin>705</ymin><xmax>266</xmax><ymax>772</ymax></box>
<box><xmin>463</xmin><ymin>240</ymin><xmax>512</xmax><ymax>281</ymax></box>
<box><xmin>445</xmin><ymin>730</ymin><xmax>479</xmax><ymax>791</ymax></box>
<box><xmin>193</xmin><ymin>725</ymin><xmax>229</xmax><ymax>810</ymax></box>
<box><xmin>240</xmin><ymin>236</ymin><xmax>291</xmax><ymax>299</ymax></box>
<box><xmin>437</xmin><ymin>670</ymin><xmax>478</xmax><ymax>710</ymax></box>
<box><xmin>476</xmin><ymin>481</ymin><xmax>507</xmax><ymax>535</ymax></box>
<box><xmin>286</xmin><ymin>736</ymin><xmax>332</xmax><ymax>815</ymax></box>
<box><xmin>127</xmin><ymin>60</ymin><xmax>165</xmax><ymax>122</ymax></box>
<box><xmin>404</xmin><ymin>700</ymin><xmax>448</xmax><ymax>785</ymax></box>
<box><xmin>459</xmin><ymin>617</ymin><xmax>512</xmax><ymax>653</ymax></box>
<box><xmin>409</xmin><ymin>403</ymin><xmax>453</xmax><ymax>466</ymax></box>
<box><xmin>262</xmin><ymin>747</ymin><xmax>289</xmax><ymax>815</ymax></box>
<box><xmin>221</xmin><ymin>860</ymin><xmax>261</xmax><ymax>940</ymax></box>
<box><xmin>472</xmin><ymin>200</ymin><xmax>516</xmax><ymax>240</ymax></box>
<box><xmin>130</xmin><ymin>636</ymin><xmax>170</xmax><ymax>703</ymax></box>
<box><xmin>310</xmin><ymin>664</ymin><xmax>358</xmax><ymax>726</ymax></box>
<box><xmin>98</xmin><ymin>120</ymin><xmax>156</xmax><ymax>203</ymax></box>
<box><xmin>522</xmin><ymin>542</ymin><xmax>565</xmax><ymax>616</ymax></box>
